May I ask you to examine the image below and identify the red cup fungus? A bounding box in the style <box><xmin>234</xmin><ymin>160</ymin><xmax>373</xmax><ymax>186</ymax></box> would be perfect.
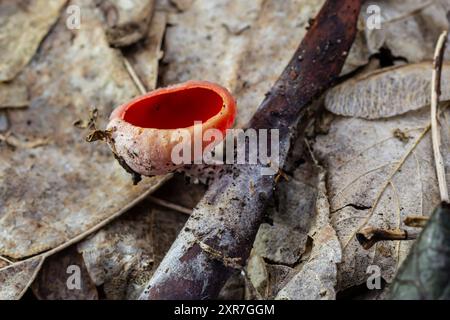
<box><xmin>107</xmin><ymin>81</ymin><xmax>236</xmax><ymax>176</ymax></box>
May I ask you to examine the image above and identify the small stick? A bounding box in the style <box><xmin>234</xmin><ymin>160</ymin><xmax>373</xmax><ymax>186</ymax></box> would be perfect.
<box><xmin>0</xmin><ymin>255</ymin><xmax>13</xmax><ymax>265</ymax></box>
<box><xmin>404</xmin><ymin>215</ymin><xmax>429</xmax><ymax>228</ymax></box>
<box><xmin>148</xmin><ymin>196</ymin><xmax>192</xmax><ymax>215</ymax></box>
<box><xmin>123</xmin><ymin>57</ymin><xmax>147</xmax><ymax>95</ymax></box>
<box><xmin>431</xmin><ymin>30</ymin><xmax>449</xmax><ymax>203</ymax></box>
<box><xmin>356</xmin><ymin>226</ymin><xmax>420</xmax><ymax>250</ymax></box>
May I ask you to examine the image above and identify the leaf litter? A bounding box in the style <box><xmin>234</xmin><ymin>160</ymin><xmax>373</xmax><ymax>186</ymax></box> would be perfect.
<box><xmin>0</xmin><ymin>0</ymin><xmax>169</xmax><ymax>299</ymax></box>
<box><xmin>313</xmin><ymin>107</ymin><xmax>449</xmax><ymax>291</ymax></box>
<box><xmin>31</xmin><ymin>246</ymin><xmax>98</xmax><ymax>300</ymax></box>
<box><xmin>0</xmin><ymin>0</ymin><xmax>67</xmax><ymax>81</ymax></box>
<box><xmin>2</xmin><ymin>0</ymin><xmax>450</xmax><ymax>300</ymax></box>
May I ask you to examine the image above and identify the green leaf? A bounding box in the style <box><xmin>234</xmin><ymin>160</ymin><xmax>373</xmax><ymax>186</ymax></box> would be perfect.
<box><xmin>389</xmin><ymin>202</ymin><xmax>450</xmax><ymax>300</ymax></box>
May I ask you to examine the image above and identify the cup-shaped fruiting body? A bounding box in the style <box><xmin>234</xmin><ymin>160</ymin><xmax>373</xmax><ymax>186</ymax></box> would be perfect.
<box><xmin>107</xmin><ymin>81</ymin><xmax>236</xmax><ymax>176</ymax></box>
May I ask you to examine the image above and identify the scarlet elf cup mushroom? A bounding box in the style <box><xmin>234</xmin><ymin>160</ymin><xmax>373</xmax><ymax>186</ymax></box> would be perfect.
<box><xmin>106</xmin><ymin>81</ymin><xmax>237</xmax><ymax>176</ymax></box>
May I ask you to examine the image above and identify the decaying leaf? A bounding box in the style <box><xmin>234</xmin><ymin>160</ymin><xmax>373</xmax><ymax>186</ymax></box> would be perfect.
<box><xmin>218</xmin><ymin>271</ymin><xmax>245</xmax><ymax>300</ymax></box>
<box><xmin>77</xmin><ymin>202</ymin><xmax>155</xmax><ymax>300</ymax></box>
<box><xmin>276</xmin><ymin>169</ymin><xmax>341</xmax><ymax>300</ymax></box>
<box><xmin>169</xmin><ymin>0</ymin><xmax>194</xmax><ymax>12</ymax></box>
<box><xmin>73</xmin><ymin>177</ymin><xmax>192</xmax><ymax>300</ymax></box>
<box><xmin>230</xmin><ymin>0</ymin><xmax>325</xmax><ymax>127</ymax></box>
<box><xmin>246</xmin><ymin>251</ymin><xmax>269</xmax><ymax>298</ymax></box>
<box><xmin>124</xmin><ymin>10</ymin><xmax>167</xmax><ymax>90</ymax></box>
<box><xmin>264</xmin><ymin>264</ymin><xmax>295</xmax><ymax>299</ymax></box>
<box><xmin>98</xmin><ymin>0</ymin><xmax>156</xmax><ymax>47</ymax></box>
<box><xmin>32</xmin><ymin>247</ymin><xmax>98</xmax><ymax>300</ymax></box>
<box><xmin>0</xmin><ymin>82</ymin><xmax>29</xmax><ymax>109</ymax></box>
<box><xmin>162</xmin><ymin>0</ymin><xmax>326</xmax><ymax>127</ymax></box>
<box><xmin>252</xmin><ymin>160</ymin><xmax>318</xmax><ymax>266</ymax></box>
<box><xmin>341</xmin><ymin>30</ymin><xmax>371</xmax><ymax>76</ymax></box>
<box><xmin>162</xmin><ymin>0</ymin><xmax>263</xmax><ymax>95</ymax></box>
<box><xmin>0</xmin><ymin>0</ymin><xmax>168</xmax><ymax>260</ymax></box>
<box><xmin>0</xmin><ymin>256</ymin><xmax>44</xmax><ymax>300</ymax></box>
<box><xmin>360</xmin><ymin>0</ymin><xmax>450</xmax><ymax>63</ymax></box>
<box><xmin>0</xmin><ymin>0</ymin><xmax>67</xmax><ymax>81</ymax></box>
<box><xmin>389</xmin><ymin>202</ymin><xmax>450</xmax><ymax>300</ymax></box>
<box><xmin>3</xmin><ymin>0</ymin><xmax>448</xmax><ymax>301</ymax></box>
<box><xmin>150</xmin><ymin>206</ymin><xmax>190</xmax><ymax>266</ymax></box>
<box><xmin>325</xmin><ymin>63</ymin><xmax>450</xmax><ymax>119</ymax></box>
<box><xmin>341</xmin><ymin>0</ymin><xmax>450</xmax><ymax>77</ymax></box>
<box><xmin>313</xmin><ymin>107</ymin><xmax>448</xmax><ymax>291</ymax></box>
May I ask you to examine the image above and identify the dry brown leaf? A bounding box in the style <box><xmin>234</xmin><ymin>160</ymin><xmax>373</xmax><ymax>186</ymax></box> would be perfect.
<box><xmin>124</xmin><ymin>10</ymin><xmax>167</xmax><ymax>90</ymax></box>
<box><xmin>276</xmin><ymin>169</ymin><xmax>341</xmax><ymax>300</ymax></box>
<box><xmin>0</xmin><ymin>0</ymin><xmax>168</xmax><ymax>260</ymax></box>
<box><xmin>162</xmin><ymin>0</ymin><xmax>325</xmax><ymax>127</ymax></box>
<box><xmin>341</xmin><ymin>31</ymin><xmax>371</xmax><ymax>76</ymax></box>
<box><xmin>162</xmin><ymin>0</ymin><xmax>263</xmax><ymax>94</ymax></box>
<box><xmin>77</xmin><ymin>202</ymin><xmax>155</xmax><ymax>300</ymax></box>
<box><xmin>231</xmin><ymin>0</ymin><xmax>325</xmax><ymax>127</ymax></box>
<box><xmin>0</xmin><ymin>82</ymin><xmax>29</xmax><ymax>109</ymax></box>
<box><xmin>98</xmin><ymin>0</ymin><xmax>156</xmax><ymax>47</ymax></box>
<box><xmin>0</xmin><ymin>0</ymin><xmax>67</xmax><ymax>81</ymax></box>
<box><xmin>169</xmin><ymin>0</ymin><xmax>194</xmax><ymax>12</ymax></box>
<box><xmin>0</xmin><ymin>256</ymin><xmax>44</xmax><ymax>300</ymax></box>
<box><xmin>218</xmin><ymin>271</ymin><xmax>245</xmax><ymax>300</ymax></box>
<box><xmin>247</xmin><ymin>135</ymin><xmax>343</xmax><ymax>300</ymax></box>
<box><xmin>313</xmin><ymin>107</ymin><xmax>448</xmax><ymax>291</ymax></box>
<box><xmin>75</xmin><ymin>186</ymin><xmax>189</xmax><ymax>300</ymax></box>
<box><xmin>31</xmin><ymin>247</ymin><xmax>98</xmax><ymax>300</ymax></box>
<box><xmin>342</xmin><ymin>0</ymin><xmax>450</xmax><ymax>76</ymax></box>
<box><xmin>325</xmin><ymin>63</ymin><xmax>450</xmax><ymax>119</ymax></box>
<box><xmin>360</xmin><ymin>0</ymin><xmax>449</xmax><ymax>62</ymax></box>
<box><xmin>151</xmin><ymin>205</ymin><xmax>190</xmax><ymax>265</ymax></box>
<box><xmin>246</xmin><ymin>251</ymin><xmax>269</xmax><ymax>298</ymax></box>
<box><xmin>252</xmin><ymin>159</ymin><xmax>319</xmax><ymax>265</ymax></box>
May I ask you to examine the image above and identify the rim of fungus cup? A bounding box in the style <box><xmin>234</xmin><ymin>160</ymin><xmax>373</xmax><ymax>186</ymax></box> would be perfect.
<box><xmin>110</xmin><ymin>80</ymin><xmax>237</xmax><ymax>133</ymax></box>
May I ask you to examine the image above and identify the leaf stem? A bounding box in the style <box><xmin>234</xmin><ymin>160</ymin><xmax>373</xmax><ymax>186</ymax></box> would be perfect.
<box><xmin>148</xmin><ymin>196</ymin><xmax>192</xmax><ymax>215</ymax></box>
<box><xmin>431</xmin><ymin>30</ymin><xmax>449</xmax><ymax>203</ymax></box>
<box><xmin>123</xmin><ymin>57</ymin><xmax>147</xmax><ymax>95</ymax></box>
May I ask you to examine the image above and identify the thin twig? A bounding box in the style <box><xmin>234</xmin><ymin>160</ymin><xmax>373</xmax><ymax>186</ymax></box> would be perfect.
<box><xmin>404</xmin><ymin>215</ymin><xmax>430</xmax><ymax>228</ymax></box>
<box><xmin>148</xmin><ymin>196</ymin><xmax>192</xmax><ymax>215</ymax></box>
<box><xmin>123</xmin><ymin>57</ymin><xmax>147</xmax><ymax>95</ymax></box>
<box><xmin>383</xmin><ymin>0</ymin><xmax>434</xmax><ymax>25</ymax></box>
<box><xmin>356</xmin><ymin>226</ymin><xmax>420</xmax><ymax>250</ymax></box>
<box><xmin>0</xmin><ymin>132</ymin><xmax>50</xmax><ymax>149</ymax></box>
<box><xmin>0</xmin><ymin>255</ymin><xmax>13</xmax><ymax>265</ymax></box>
<box><xmin>431</xmin><ymin>30</ymin><xmax>449</xmax><ymax>203</ymax></box>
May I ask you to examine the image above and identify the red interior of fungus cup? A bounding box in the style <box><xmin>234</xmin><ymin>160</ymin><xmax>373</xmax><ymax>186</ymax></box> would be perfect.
<box><xmin>122</xmin><ymin>86</ymin><xmax>227</xmax><ymax>129</ymax></box>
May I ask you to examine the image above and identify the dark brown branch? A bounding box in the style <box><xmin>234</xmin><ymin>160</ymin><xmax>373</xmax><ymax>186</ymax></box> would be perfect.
<box><xmin>139</xmin><ymin>0</ymin><xmax>362</xmax><ymax>300</ymax></box>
